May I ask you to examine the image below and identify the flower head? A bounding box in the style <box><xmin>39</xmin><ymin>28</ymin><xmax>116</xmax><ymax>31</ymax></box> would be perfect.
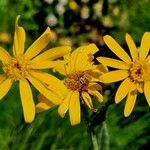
<box><xmin>97</xmin><ymin>32</ymin><xmax>150</xmax><ymax>117</ymax></box>
<box><xmin>36</xmin><ymin>44</ymin><xmax>106</xmax><ymax>125</ymax></box>
<box><xmin>0</xmin><ymin>16</ymin><xmax>71</xmax><ymax>123</ymax></box>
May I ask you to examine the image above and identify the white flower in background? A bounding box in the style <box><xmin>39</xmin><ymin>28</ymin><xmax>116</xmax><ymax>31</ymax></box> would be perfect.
<box><xmin>93</xmin><ymin>2</ymin><xmax>103</xmax><ymax>17</ymax></box>
<box><xmin>55</xmin><ymin>3</ymin><xmax>65</xmax><ymax>15</ymax></box>
<box><xmin>102</xmin><ymin>16</ymin><xmax>113</xmax><ymax>27</ymax></box>
<box><xmin>112</xmin><ymin>6</ymin><xmax>120</xmax><ymax>16</ymax></box>
<box><xmin>81</xmin><ymin>0</ymin><xmax>89</xmax><ymax>3</ymax></box>
<box><xmin>44</xmin><ymin>0</ymin><xmax>54</xmax><ymax>4</ymax></box>
<box><xmin>46</xmin><ymin>15</ymin><xmax>58</xmax><ymax>27</ymax></box>
<box><xmin>58</xmin><ymin>0</ymin><xmax>68</xmax><ymax>5</ymax></box>
<box><xmin>81</xmin><ymin>6</ymin><xmax>90</xmax><ymax>19</ymax></box>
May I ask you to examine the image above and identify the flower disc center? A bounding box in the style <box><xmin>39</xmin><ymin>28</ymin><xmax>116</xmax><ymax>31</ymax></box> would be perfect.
<box><xmin>129</xmin><ymin>61</ymin><xmax>150</xmax><ymax>82</ymax></box>
<box><xmin>65</xmin><ymin>71</ymin><xmax>91</xmax><ymax>92</ymax></box>
<box><xmin>3</xmin><ymin>56</ymin><xmax>30</xmax><ymax>80</ymax></box>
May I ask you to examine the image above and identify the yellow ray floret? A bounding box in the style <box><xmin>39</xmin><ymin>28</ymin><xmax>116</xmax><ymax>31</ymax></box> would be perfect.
<box><xmin>98</xmin><ymin>32</ymin><xmax>150</xmax><ymax>117</ymax></box>
<box><xmin>0</xmin><ymin>16</ymin><xmax>70</xmax><ymax>123</ymax></box>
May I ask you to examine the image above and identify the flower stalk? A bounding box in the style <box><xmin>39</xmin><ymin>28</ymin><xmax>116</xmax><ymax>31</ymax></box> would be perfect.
<box><xmin>82</xmin><ymin>92</ymin><xmax>114</xmax><ymax>150</ymax></box>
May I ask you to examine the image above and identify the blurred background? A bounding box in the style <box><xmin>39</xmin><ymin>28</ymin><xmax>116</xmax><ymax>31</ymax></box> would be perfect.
<box><xmin>0</xmin><ymin>0</ymin><xmax>150</xmax><ymax>149</ymax></box>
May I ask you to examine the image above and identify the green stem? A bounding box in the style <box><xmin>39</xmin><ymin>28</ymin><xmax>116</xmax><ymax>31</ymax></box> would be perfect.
<box><xmin>90</xmin><ymin>127</ymin><xmax>99</xmax><ymax>150</ymax></box>
<box><xmin>98</xmin><ymin>122</ymin><xmax>109</xmax><ymax>150</ymax></box>
<box><xmin>81</xmin><ymin>91</ymin><xmax>113</xmax><ymax>150</ymax></box>
<box><xmin>89</xmin><ymin>93</ymin><xmax>114</xmax><ymax>128</ymax></box>
<box><xmin>81</xmin><ymin>102</ymin><xmax>100</xmax><ymax>150</ymax></box>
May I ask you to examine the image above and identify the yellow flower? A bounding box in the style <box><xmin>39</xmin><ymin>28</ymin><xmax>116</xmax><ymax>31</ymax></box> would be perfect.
<box><xmin>97</xmin><ymin>32</ymin><xmax>150</xmax><ymax>117</ymax></box>
<box><xmin>0</xmin><ymin>16</ymin><xmax>71</xmax><ymax>123</ymax></box>
<box><xmin>0</xmin><ymin>32</ymin><xmax>12</xmax><ymax>43</ymax></box>
<box><xmin>36</xmin><ymin>44</ymin><xmax>106</xmax><ymax>125</ymax></box>
<box><xmin>69</xmin><ymin>0</ymin><xmax>79</xmax><ymax>11</ymax></box>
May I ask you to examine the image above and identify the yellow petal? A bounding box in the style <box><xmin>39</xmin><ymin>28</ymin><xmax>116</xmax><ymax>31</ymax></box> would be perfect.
<box><xmin>52</xmin><ymin>60</ymin><xmax>67</xmax><ymax>75</ymax></box>
<box><xmin>30</xmin><ymin>70</ymin><xmax>66</xmax><ymax>97</ymax></box>
<box><xmin>36</xmin><ymin>102</ymin><xmax>51</xmax><ymax>113</ymax></box>
<box><xmin>115</xmin><ymin>78</ymin><xmax>131</xmax><ymax>104</ymax></box>
<box><xmin>69</xmin><ymin>92</ymin><xmax>80</xmax><ymax>125</ymax></box>
<box><xmin>139</xmin><ymin>32</ymin><xmax>150</xmax><ymax>60</ymax></box>
<box><xmin>99</xmin><ymin>70</ymin><xmax>129</xmax><ymax>83</ymax></box>
<box><xmin>38</xmin><ymin>93</ymin><xmax>55</xmax><ymax>103</ymax></box>
<box><xmin>19</xmin><ymin>79</ymin><xmax>35</xmax><ymax>123</ymax></box>
<box><xmin>29</xmin><ymin>70</ymin><xmax>61</xmax><ymax>85</ymax></box>
<box><xmin>27</xmin><ymin>75</ymin><xmax>61</xmax><ymax>105</ymax></box>
<box><xmin>67</xmin><ymin>44</ymin><xmax>98</xmax><ymax>73</ymax></box>
<box><xmin>136</xmin><ymin>83</ymin><xmax>143</xmax><ymax>93</ymax></box>
<box><xmin>144</xmin><ymin>81</ymin><xmax>150</xmax><ymax>106</ymax></box>
<box><xmin>29</xmin><ymin>60</ymin><xmax>64</xmax><ymax>69</ymax></box>
<box><xmin>63</xmin><ymin>53</ymin><xmax>71</xmax><ymax>74</ymax></box>
<box><xmin>97</xmin><ymin>57</ymin><xmax>129</xmax><ymax>69</ymax></box>
<box><xmin>58</xmin><ymin>92</ymin><xmax>72</xmax><ymax>118</ymax></box>
<box><xmin>36</xmin><ymin>94</ymin><xmax>55</xmax><ymax>113</ymax></box>
<box><xmin>0</xmin><ymin>79</ymin><xmax>12</xmax><ymax>99</ymax></box>
<box><xmin>125</xmin><ymin>33</ymin><xmax>138</xmax><ymax>61</ymax></box>
<box><xmin>146</xmin><ymin>55</ymin><xmax>150</xmax><ymax>63</ymax></box>
<box><xmin>15</xmin><ymin>15</ymin><xmax>20</xmax><ymax>26</ymax></box>
<box><xmin>82</xmin><ymin>92</ymin><xmax>93</xmax><ymax>109</ymax></box>
<box><xmin>88</xmin><ymin>70</ymin><xmax>103</xmax><ymax>82</ymax></box>
<box><xmin>24</xmin><ymin>27</ymin><xmax>51</xmax><ymax>59</ymax></box>
<box><xmin>31</xmin><ymin>46</ymin><xmax>71</xmax><ymax>63</ymax></box>
<box><xmin>97</xmin><ymin>64</ymin><xmax>108</xmax><ymax>73</ymax></box>
<box><xmin>68</xmin><ymin>47</ymin><xmax>80</xmax><ymax>73</ymax></box>
<box><xmin>75</xmin><ymin>44</ymin><xmax>99</xmax><ymax>71</ymax></box>
<box><xmin>88</xmin><ymin>90</ymin><xmax>103</xmax><ymax>102</ymax></box>
<box><xmin>0</xmin><ymin>75</ymin><xmax>6</xmax><ymax>84</ymax></box>
<box><xmin>0</xmin><ymin>47</ymin><xmax>11</xmax><ymax>64</ymax></box>
<box><xmin>13</xmin><ymin>16</ymin><xmax>26</xmax><ymax>56</ymax></box>
<box><xmin>88</xmin><ymin>82</ymin><xmax>102</xmax><ymax>91</ymax></box>
<box><xmin>124</xmin><ymin>90</ymin><xmax>137</xmax><ymax>117</ymax></box>
<box><xmin>86</xmin><ymin>43</ymin><xmax>99</xmax><ymax>53</ymax></box>
<box><xmin>104</xmin><ymin>35</ymin><xmax>131</xmax><ymax>63</ymax></box>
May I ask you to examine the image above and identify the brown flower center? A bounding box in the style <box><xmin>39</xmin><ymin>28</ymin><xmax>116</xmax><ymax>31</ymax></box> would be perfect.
<box><xmin>129</xmin><ymin>61</ymin><xmax>150</xmax><ymax>82</ymax></box>
<box><xmin>65</xmin><ymin>71</ymin><xmax>91</xmax><ymax>92</ymax></box>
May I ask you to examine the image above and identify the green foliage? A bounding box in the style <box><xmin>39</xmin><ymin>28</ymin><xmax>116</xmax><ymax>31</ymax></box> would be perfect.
<box><xmin>107</xmin><ymin>95</ymin><xmax>150</xmax><ymax>150</ymax></box>
<box><xmin>0</xmin><ymin>0</ymin><xmax>150</xmax><ymax>149</ymax></box>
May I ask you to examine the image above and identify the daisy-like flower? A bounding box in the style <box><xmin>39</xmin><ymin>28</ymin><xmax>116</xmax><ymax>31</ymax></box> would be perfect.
<box><xmin>36</xmin><ymin>44</ymin><xmax>106</xmax><ymax>125</ymax></box>
<box><xmin>97</xmin><ymin>32</ymin><xmax>150</xmax><ymax>117</ymax></box>
<box><xmin>0</xmin><ymin>16</ymin><xmax>71</xmax><ymax>123</ymax></box>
